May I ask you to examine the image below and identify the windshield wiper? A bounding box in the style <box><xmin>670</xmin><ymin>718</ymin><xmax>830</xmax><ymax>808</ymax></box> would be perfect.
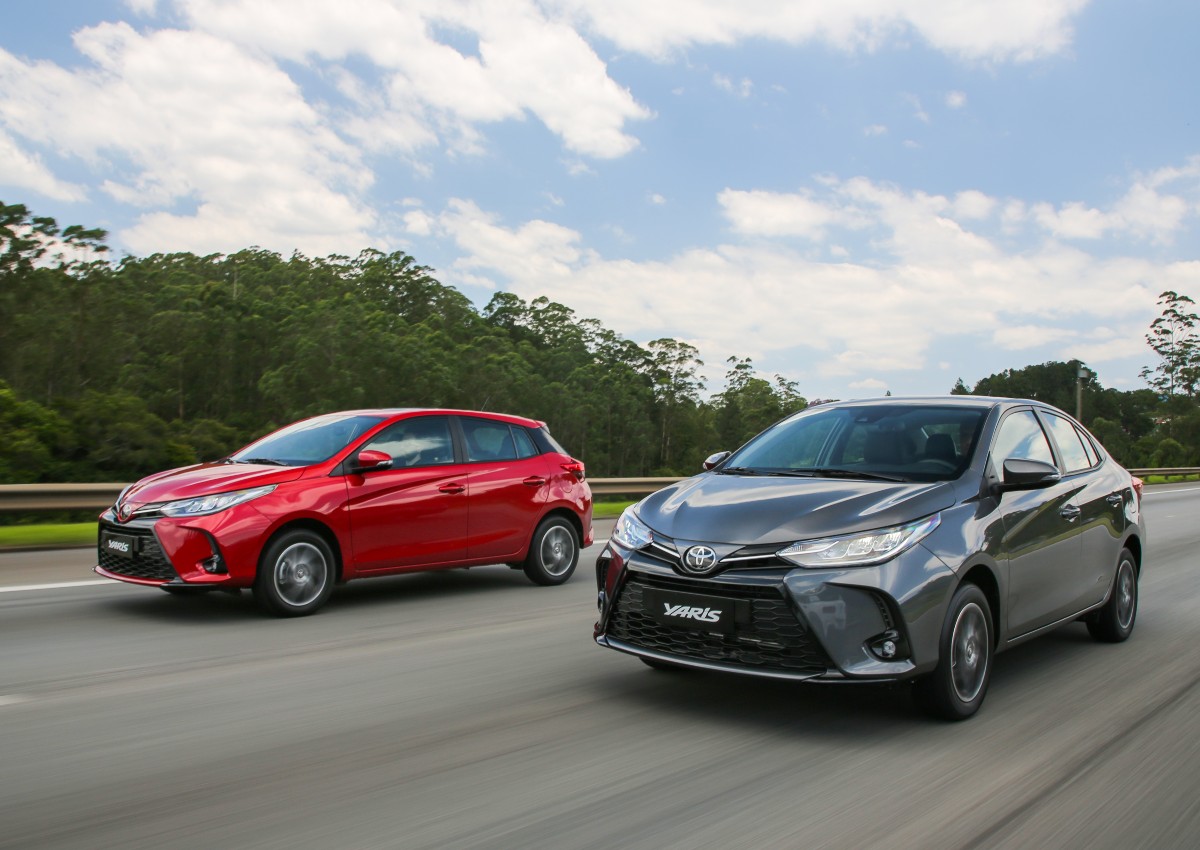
<box><xmin>790</xmin><ymin>468</ymin><xmax>909</xmax><ymax>482</ymax></box>
<box><xmin>233</xmin><ymin>457</ymin><xmax>289</xmax><ymax>466</ymax></box>
<box><xmin>717</xmin><ymin>466</ymin><xmax>761</xmax><ymax>476</ymax></box>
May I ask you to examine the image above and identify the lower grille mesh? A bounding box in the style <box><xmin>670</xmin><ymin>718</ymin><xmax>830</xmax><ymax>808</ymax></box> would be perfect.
<box><xmin>607</xmin><ymin>573</ymin><xmax>831</xmax><ymax>675</ymax></box>
<box><xmin>98</xmin><ymin>523</ymin><xmax>178</xmax><ymax>581</ymax></box>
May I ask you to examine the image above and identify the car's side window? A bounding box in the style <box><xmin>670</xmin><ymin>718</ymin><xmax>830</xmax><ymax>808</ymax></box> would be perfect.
<box><xmin>1075</xmin><ymin>424</ymin><xmax>1100</xmax><ymax>467</ymax></box>
<box><xmin>512</xmin><ymin>426</ymin><xmax>539</xmax><ymax>459</ymax></box>
<box><xmin>1043</xmin><ymin>413</ymin><xmax>1093</xmax><ymax>474</ymax></box>
<box><xmin>363</xmin><ymin>416</ymin><xmax>455</xmax><ymax>468</ymax></box>
<box><xmin>991</xmin><ymin>410</ymin><xmax>1055</xmax><ymax>468</ymax></box>
<box><xmin>461</xmin><ymin>417</ymin><xmax>518</xmax><ymax>462</ymax></box>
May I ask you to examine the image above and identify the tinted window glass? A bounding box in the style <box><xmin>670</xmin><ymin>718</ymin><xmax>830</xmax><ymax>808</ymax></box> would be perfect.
<box><xmin>727</xmin><ymin>404</ymin><xmax>987</xmax><ymax>482</ymax></box>
<box><xmin>512</xmin><ymin>427</ymin><xmax>538</xmax><ymax>459</ymax></box>
<box><xmin>461</xmin><ymin>417</ymin><xmax>518</xmax><ymax>462</ymax></box>
<box><xmin>1043</xmin><ymin>413</ymin><xmax>1092</xmax><ymax>473</ymax></box>
<box><xmin>992</xmin><ymin>410</ymin><xmax>1054</xmax><ymax>467</ymax></box>
<box><xmin>364</xmin><ymin>416</ymin><xmax>455</xmax><ymax>468</ymax></box>
<box><xmin>231</xmin><ymin>414</ymin><xmax>385</xmax><ymax>466</ymax></box>
<box><xmin>1076</xmin><ymin>425</ymin><xmax>1100</xmax><ymax>467</ymax></box>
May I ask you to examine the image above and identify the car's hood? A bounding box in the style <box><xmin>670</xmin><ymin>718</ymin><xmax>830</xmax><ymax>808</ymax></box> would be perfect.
<box><xmin>636</xmin><ymin>473</ymin><xmax>957</xmax><ymax>546</ymax></box>
<box><xmin>120</xmin><ymin>462</ymin><xmax>307</xmax><ymax>508</ymax></box>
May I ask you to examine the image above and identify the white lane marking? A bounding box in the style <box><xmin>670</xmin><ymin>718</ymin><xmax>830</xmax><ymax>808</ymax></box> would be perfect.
<box><xmin>0</xmin><ymin>579</ymin><xmax>118</xmax><ymax>594</ymax></box>
<box><xmin>0</xmin><ymin>694</ymin><xmax>31</xmax><ymax>706</ymax></box>
<box><xmin>1144</xmin><ymin>486</ymin><xmax>1200</xmax><ymax>495</ymax></box>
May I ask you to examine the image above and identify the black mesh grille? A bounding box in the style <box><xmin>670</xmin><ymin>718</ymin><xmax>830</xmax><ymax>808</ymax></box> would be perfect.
<box><xmin>97</xmin><ymin>522</ymin><xmax>178</xmax><ymax>581</ymax></box>
<box><xmin>606</xmin><ymin>572</ymin><xmax>831</xmax><ymax>675</ymax></box>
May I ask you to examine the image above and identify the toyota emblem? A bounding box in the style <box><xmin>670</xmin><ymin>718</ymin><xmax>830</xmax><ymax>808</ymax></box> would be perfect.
<box><xmin>682</xmin><ymin>545</ymin><xmax>719</xmax><ymax>575</ymax></box>
<box><xmin>117</xmin><ymin>502</ymin><xmax>132</xmax><ymax>522</ymax></box>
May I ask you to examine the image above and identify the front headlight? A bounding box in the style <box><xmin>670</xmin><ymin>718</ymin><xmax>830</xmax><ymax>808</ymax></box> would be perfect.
<box><xmin>777</xmin><ymin>513</ymin><xmax>941</xmax><ymax>568</ymax></box>
<box><xmin>612</xmin><ymin>505</ymin><xmax>654</xmax><ymax>550</ymax></box>
<box><xmin>158</xmin><ymin>485</ymin><xmax>276</xmax><ymax>518</ymax></box>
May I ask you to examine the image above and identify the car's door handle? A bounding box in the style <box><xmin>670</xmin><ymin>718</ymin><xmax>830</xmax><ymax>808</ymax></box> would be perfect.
<box><xmin>438</xmin><ymin>483</ymin><xmax>466</xmax><ymax>495</ymax></box>
<box><xmin>1060</xmin><ymin>505</ymin><xmax>1082</xmax><ymax>522</ymax></box>
<box><xmin>1106</xmin><ymin>493</ymin><xmax>1125</xmax><ymax>507</ymax></box>
<box><xmin>523</xmin><ymin>476</ymin><xmax>547</xmax><ymax>487</ymax></box>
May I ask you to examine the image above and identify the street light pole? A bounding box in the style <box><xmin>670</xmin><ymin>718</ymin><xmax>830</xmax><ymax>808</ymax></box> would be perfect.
<box><xmin>1076</xmin><ymin>365</ymin><xmax>1091</xmax><ymax>421</ymax></box>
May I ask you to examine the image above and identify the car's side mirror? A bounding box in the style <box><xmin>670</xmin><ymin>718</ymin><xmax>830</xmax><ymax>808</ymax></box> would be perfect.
<box><xmin>349</xmin><ymin>449</ymin><xmax>393</xmax><ymax>474</ymax></box>
<box><xmin>703</xmin><ymin>451</ymin><xmax>731</xmax><ymax>471</ymax></box>
<box><xmin>995</xmin><ymin>458</ymin><xmax>1061</xmax><ymax>493</ymax></box>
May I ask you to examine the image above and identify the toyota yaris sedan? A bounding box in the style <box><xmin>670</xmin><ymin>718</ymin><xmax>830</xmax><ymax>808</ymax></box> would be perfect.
<box><xmin>594</xmin><ymin>397</ymin><xmax>1144</xmax><ymax>719</ymax></box>
<box><xmin>96</xmin><ymin>409</ymin><xmax>592</xmax><ymax>616</ymax></box>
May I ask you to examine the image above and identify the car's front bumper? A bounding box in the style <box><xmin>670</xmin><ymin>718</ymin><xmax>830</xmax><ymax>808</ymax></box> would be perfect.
<box><xmin>594</xmin><ymin>540</ymin><xmax>958</xmax><ymax>682</ymax></box>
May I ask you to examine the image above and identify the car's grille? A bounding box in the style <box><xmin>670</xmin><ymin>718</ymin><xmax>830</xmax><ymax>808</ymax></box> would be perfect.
<box><xmin>97</xmin><ymin>522</ymin><xmax>178</xmax><ymax>581</ymax></box>
<box><xmin>606</xmin><ymin>572</ymin><xmax>831</xmax><ymax>675</ymax></box>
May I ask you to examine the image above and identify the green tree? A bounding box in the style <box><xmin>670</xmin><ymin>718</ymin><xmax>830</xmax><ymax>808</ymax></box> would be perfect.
<box><xmin>1141</xmin><ymin>290</ymin><xmax>1200</xmax><ymax>398</ymax></box>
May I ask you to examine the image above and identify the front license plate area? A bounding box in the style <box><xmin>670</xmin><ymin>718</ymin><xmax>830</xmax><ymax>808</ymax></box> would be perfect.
<box><xmin>101</xmin><ymin>532</ymin><xmax>136</xmax><ymax>559</ymax></box>
<box><xmin>644</xmin><ymin>587</ymin><xmax>749</xmax><ymax>635</ymax></box>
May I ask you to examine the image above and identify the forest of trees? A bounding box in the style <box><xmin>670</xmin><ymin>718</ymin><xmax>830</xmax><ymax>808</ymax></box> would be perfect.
<box><xmin>2</xmin><ymin>200</ymin><xmax>1198</xmax><ymax>485</ymax></box>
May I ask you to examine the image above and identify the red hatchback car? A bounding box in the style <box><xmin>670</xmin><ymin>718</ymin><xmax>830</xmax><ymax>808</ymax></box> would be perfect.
<box><xmin>95</xmin><ymin>409</ymin><xmax>593</xmax><ymax>616</ymax></box>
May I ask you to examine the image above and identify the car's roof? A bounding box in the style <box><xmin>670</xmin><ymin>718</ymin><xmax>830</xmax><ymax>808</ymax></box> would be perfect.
<box><xmin>818</xmin><ymin>395</ymin><xmax>1055</xmax><ymax>411</ymax></box>
<box><xmin>319</xmin><ymin>408</ymin><xmax>546</xmax><ymax>428</ymax></box>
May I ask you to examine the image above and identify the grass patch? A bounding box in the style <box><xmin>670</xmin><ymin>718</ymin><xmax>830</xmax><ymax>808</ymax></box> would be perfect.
<box><xmin>592</xmin><ymin>500</ymin><xmax>635</xmax><ymax>519</ymax></box>
<box><xmin>0</xmin><ymin>522</ymin><xmax>97</xmax><ymax>548</ymax></box>
<box><xmin>1142</xmin><ymin>474</ymin><xmax>1200</xmax><ymax>484</ymax></box>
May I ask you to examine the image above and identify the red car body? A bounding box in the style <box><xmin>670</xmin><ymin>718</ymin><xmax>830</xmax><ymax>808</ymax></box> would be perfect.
<box><xmin>96</xmin><ymin>409</ymin><xmax>593</xmax><ymax>615</ymax></box>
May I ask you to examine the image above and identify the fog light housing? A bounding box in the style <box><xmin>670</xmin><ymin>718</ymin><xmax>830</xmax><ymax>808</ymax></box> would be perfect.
<box><xmin>597</xmin><ymin>591</ymin><xmax>607</xmax><ymax>613</ymax></box>
<box><xmin>201</xmin><ymin>554</ymin><xmax>226</xmax><ymax>574</ymax></box>
<box><xmin>868</xmin><ymin>630</ymin><xmax>906</xmax><ymax>661</ymax></box>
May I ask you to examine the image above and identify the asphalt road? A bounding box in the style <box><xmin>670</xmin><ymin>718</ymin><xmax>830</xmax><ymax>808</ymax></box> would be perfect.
<box><xmin>2</xmin><ymin>490</ymin><xmax>1199</xmax><ymax>849</ymax></box>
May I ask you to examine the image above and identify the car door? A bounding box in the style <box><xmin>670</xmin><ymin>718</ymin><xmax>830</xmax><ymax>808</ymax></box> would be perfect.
<box><xmin>457</xmin><ymin>416</ymin><xmax>551</xmax><ymax>561</ymax></box>
<box><xmin>345</xmin><ymin>415</ymin><xmax>470</xmax><ymax>572</ymax></box>
<box><xmin>1038</xmin><ymin>411</ymin><xmax>1126</xmax><ymax>612</ymax></box>
<box><xmin>991</xmin><ymin>408</ymin><xmax>1086</xmax><ymax>636</ymax></box>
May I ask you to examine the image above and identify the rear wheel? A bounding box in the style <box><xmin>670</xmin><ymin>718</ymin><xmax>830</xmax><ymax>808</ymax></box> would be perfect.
<box><xmin>1087</xmin><ymin>548</ymin><xmax>1137</xmax><ymax>643</ymax></box>
<box><xmin>523</xmin><ymin>517</ymin><xmax>579</xmax><ymax>586</ymax></box>
<box><xmin>915</xmin><ymin>583</ymin><xmax>993</xmax><ymax>721</ymax></box>
<box><xmin>254</xmin><ymin>529</ymin><xmax>335</xmax><ymax>617</ymax></box>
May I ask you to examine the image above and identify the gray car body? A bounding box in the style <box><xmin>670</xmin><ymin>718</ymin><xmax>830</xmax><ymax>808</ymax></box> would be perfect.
<box><xmin>593</xmin><ymin>396</ymin><xmax>1146</xmax><ymax>682</ymax></box>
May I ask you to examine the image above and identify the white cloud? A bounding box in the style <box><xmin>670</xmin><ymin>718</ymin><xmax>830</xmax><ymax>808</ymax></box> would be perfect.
<box><xmin>713</xmin><ymin>73</ymin><xmax>753</xmax><ymax>98</ymax></box>
<box><xmin>864</xmin><ymin>124</ymin><xmax>888</xmax><ymax>136</ymax></box>
<box><xmin>124</xmin><ymin>0</ymin><xmax>159</xmax><ymax>14</ymax></box>
<box><xmin>0</xmin><ymin>130</ymin><xmax>87</xmax><ymax>201</ymax></box>
<box><xmin>0</xmin><ymin>26</ymin><xmax>373</xmax><ymax>255</ymax></box>
<box><xmin>556</xmin><ymin>0</ymin><xmax>1091</xmax><ymax>62</ymax></box>
<box><xmin>179</xmin><ymin>0</ymin><xmax>650</xmax><ymax>160</ymax></box>
<box><xmin>849</xmin><ymin>378</ymin><xmax>889</xmax><ymax>391</ymax></box>
<box><xmin>945</xmin><ymin>90</ymin><xmax>967</xmax><ymax>108</ymax></box>
<box><xmin>649</xmin><ymin>193</ymin><xmax>667</xmax><ymax>205</ymax></box>
<box><xmin>420</xmin><ymin>167</ymin><xmax>1188</xmax><ymax>387</ymax></box>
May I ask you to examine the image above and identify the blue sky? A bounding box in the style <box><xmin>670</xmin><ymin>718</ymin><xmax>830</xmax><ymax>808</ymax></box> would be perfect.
<box><xmin>2</xmin><ymin>0</ymin><xmax>1197</xmax><ymax>402</ymax></box>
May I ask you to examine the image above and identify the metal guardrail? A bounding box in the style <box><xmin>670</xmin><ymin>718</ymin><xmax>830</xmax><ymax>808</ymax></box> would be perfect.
<box><xmin>2</xmin><ymin>468</ymin><xmax>1199</xmax><ymax>513</ymax></box>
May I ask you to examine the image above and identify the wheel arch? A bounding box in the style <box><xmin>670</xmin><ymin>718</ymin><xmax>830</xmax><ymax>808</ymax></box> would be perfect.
<box><xmin>536</xmin><ymin>506</ymin><xmax>585</xmax><ymax>548</ymax></box>
<box><xmin>959</xmin><ymin>562</ymin><xmax>1001</xmax><ymax>648</ymax></box>
<box><xmin>259</xmin><ymin>518</ymin><xmax>345</xmax><ymax>583</ymax></box>
<box><xmin>1122</xmin><ymin>534</ymin><xmax>1143</xmax><ymax>575</ymax></box>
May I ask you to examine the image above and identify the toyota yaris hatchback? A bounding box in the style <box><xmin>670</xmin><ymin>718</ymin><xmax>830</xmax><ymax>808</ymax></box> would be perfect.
<box><xmin>594</xmin><ymin>397</ymin><xmax>1145</xmax><ymax>719</ymax></box>
<box><xmin>96</xmin><ymin>409</ymin><xmax>593</xmax><ymax>616</ymax></box>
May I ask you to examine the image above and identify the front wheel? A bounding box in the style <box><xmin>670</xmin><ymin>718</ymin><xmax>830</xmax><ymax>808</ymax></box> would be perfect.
<box><xmin>914</xmin><ymin>583</ymin><xmax>993</xmax><ymax>721</ymax></box>
<box><xmin>1087</xmin><ymin>548</ymin><xmax>1138</xmax><ymax>643</ymax></box>
<box><xmin>254</xmin><ymin>529</ymin><xmax>336</xmax><ymax>617</ymax></box>
<box><xmin>523</xmin><ymin>517</ymin><xmax>579</xmax><ymax>586</ymax></box>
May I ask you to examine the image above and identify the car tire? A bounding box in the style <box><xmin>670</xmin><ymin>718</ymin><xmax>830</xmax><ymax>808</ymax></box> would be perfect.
<box><xmin>1087</xmin><ymin>548</ymin><xmax>1138</xmax><ymax>643</ymax></box>
<box><xmin>523</xmin><ymin>517</ymin><xmax>579</xmax><ymax>586</ymax></box>
<box><xmin>914</xmin><ymin>583</ymin><xmax>992</xmax><ymax>721</ymax></box>
<box><xmin>253</xmin><ymin>529</ymin><xmax>336</xmax><ymax>617</ymax></box>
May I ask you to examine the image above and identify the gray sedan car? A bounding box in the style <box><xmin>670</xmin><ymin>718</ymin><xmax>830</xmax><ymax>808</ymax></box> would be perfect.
<box><xmin>593</xmin><ymin>396</ymin><xmax>1145</xmax><ymax>719</ymax></box>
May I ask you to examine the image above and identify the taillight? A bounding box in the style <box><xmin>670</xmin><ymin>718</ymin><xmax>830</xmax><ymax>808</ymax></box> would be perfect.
<box><xmin>562</xmin><ymin>460</ymin><xmax>585</xmax><ymax>481</ymax></box>
<box><xmin>1131</xmin><ymin>476</ymin><xmax>1143</xmax><ymax>509</ymax></box>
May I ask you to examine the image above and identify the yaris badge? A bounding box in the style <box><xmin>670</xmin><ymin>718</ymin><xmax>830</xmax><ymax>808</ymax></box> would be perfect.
<box><xmin>682</xmin><ymin>545</ymin><xmax>719</xmax><ymax>575</ymax></box>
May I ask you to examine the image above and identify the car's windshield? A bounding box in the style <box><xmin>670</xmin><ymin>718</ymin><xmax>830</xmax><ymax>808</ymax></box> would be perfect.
<box><xmin>723</xmin><ymin>404</ymin><xmax>987</xmax><ymax>483</ymax></box>
<box><xmin>229</xmin><ymin>414</ymin><xmax>387</xmax><ymax>466</ymax></box>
